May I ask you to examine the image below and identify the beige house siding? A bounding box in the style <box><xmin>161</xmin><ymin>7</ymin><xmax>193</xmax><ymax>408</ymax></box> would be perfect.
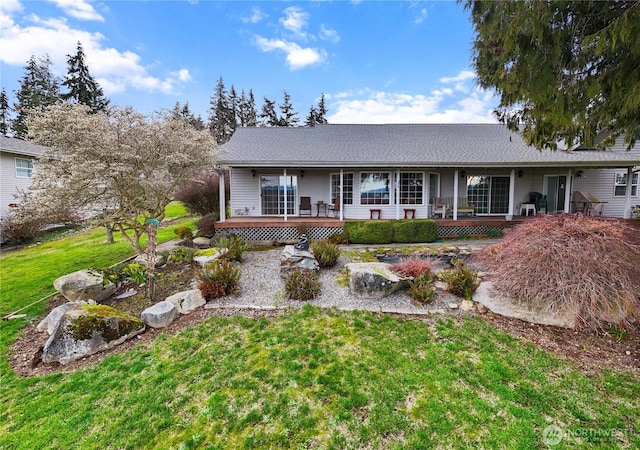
<box><xmin>0</xmin><ymin>151</ymin><xmax>37</xmax><ymax>218</ymax></box>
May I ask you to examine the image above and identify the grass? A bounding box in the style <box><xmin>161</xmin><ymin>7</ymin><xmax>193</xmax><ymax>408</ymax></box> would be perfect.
<box><xmin>0</xmin><ymin>307</ymin><xmax>638</xmax><ymax>449</ymax></box>
<box><xmin>1</xmin><ymin>203</ymin><xmax>638</xmax><ymax>448</ymax></box>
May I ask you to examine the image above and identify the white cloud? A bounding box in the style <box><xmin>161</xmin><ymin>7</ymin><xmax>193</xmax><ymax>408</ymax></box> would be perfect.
<box><xmin>49</xmin><ymin>0</ymin><xmax>104</xmax><ymax>22</ymax></box>
<box><xmin>254</xmin><ymin>36</ymin><xmax>326</xmax><ymax>70</ymax></box>
<box><xmin>0</xmin><ymin>9</ymin><xmax>190</xmax><ymax>96</ymax></box>
<box><xmin>241</xmin><ymin>6</ymin><xmax>267</xmax><ymax>24</ymax></box>
<box><xmin>440</xmin><ymin>70</ymin><xmax>476</xmax><ymax>84</ymax></box>
<box><xmin>280</xmin><ymin>6</ymin><xmax>308</xmax><ymax>38</ymax></box>
<box><xmin>326</xmin><ymin>83</ymin><xmax>497</xmax><ymax>124</ymax></box>
<box><xmin>319</xmin><ymin>24</ymin><xmax>340</xmax><ymax>43</ymax></box>
<box><xmin>412</xmin><ymin>7</ymin><xmax>428</xmax><ymax>24</ymax></box>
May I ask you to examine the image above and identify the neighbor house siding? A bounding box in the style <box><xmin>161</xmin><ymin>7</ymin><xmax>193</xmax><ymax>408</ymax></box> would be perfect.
<box><xmin>0</xmin><ymin>152</ymin><xmax>36</xmax><ymax>218</ymax></box>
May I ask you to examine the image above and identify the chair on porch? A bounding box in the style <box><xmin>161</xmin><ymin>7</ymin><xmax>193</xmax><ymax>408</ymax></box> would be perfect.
<box><xmin>328</xmin><ymin>197</ymin><xmax>341</xmax><ymax>218</ymax></box>
<box><xmin>432</xmin><ymin>197</ymin><xmax>450</xmax><ymax>218</ymax></box>
<box><xmin>299</xmin><ymin>196</ymin><xmax>312</xmax><ymax>216</ymax></box>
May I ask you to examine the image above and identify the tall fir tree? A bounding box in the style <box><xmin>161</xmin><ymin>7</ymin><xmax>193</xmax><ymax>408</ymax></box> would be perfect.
<box><xmin>171</xmin><ymin>101</ymin><xmax>205</xmax><ymax>130</ymax></box>
<box><xmin>259</xmin><ymin>97</ymin><xmax>279</xmax><ymax>127</ymax></box>
<box><xmin>61</xmin><ymin>42</ymin><xmax>109</xmax><ymax>113</ymax></box>
<box><xmin>208</xmin><ymin>77</ymin><xmax>235</xmax><ymax>144</ymax></box>
<box><xmin>237</xmin><ymin>89</ymin><xmax>257</xmax><ymax>127</ymax></box>
<box><xmin>304</xmin><ymin>94</ymin><xmax>328</xmax><ymax>127</ymax></box>
<box><xmin>12</xmin><ymin>54</ymin><xmax>61</xmax><ymax>138</ymax></box>
<box><xmin>229</xmin><ymin>85</ymin><xmax>239</xmax><ymax>131</ymax></box>
<box><xmin>0</xmin><ymin>88</ymin><xmax>11</xmax><ymax>135</ymax></box>
<box><xmin>279</xmin><ymin>91</ymin><xmax>299</xmax><ymax>127</ymax></box>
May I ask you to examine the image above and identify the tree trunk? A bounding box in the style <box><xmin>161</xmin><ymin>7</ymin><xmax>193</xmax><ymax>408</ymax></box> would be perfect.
<box><xmin>105</xmin><ymin>226</ymin><xmax>114</xmax><ymax>244</ymax></box>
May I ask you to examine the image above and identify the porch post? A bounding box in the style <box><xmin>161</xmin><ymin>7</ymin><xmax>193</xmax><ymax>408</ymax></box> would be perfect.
<box><xmin>339</xmin><ymin>169</ymin><xmax>344</xmax><ymax>221</ymax></box>
<box><xmin>219</xmin><ymin>169</ymin><xmax>226</xmax><ymax>222</ymax></box>
<box><xmin>395</xmin><ymin>169</ymin><xmax>400</xmax><ymax>220</ymax></box>
<box><xmin>623</xmin><ymin>166</ymin><xmax>633</xmax><ymax>219</ymax></box>
<box><xmin>283</xmin><ymin>168</ymin><xmax>288</xmax><ymax>222</ymax></box>
<box><xmin>453</xmin><ymin>169</ymin><xmax>459</xmax><ymax>220</ymax></box>
<box><xmin>564</xmin><ymin>169</ymin><xmax>572</xmax><ymax>213</ymax></box>
<box><xmin>508</xmin><ymin>169</ymin><xmax>515</xmax><ymax>220</ymax></box>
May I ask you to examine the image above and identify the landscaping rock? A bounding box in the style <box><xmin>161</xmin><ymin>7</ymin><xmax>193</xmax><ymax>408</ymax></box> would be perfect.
<box><xmin>193</xmin><ymin>247</ymin><xmax>228</xmax><ymax>267</ymax></box>
<box><xmin>53</xmin><ymin>270</ymin><xmax>117</xmax><ymax>302</ymax></box>
<box><xmin>36</xmin><ymin>300</ymin><xmax>94</xmax><ymax>335</ymax></box>
<box><xmin>345</xmin><ymin>262</ymin><xmax>408</xmax><ymax>299</ymax></box>
<box><xmin>460</xmin><ymin>300</ymin><xmax>475</xmax><ymax>312</ymax></box>
<box><xmin>134</xmin><ymin>253</ymin><xmax>167</xmax><ymax>268</ymax></box>
<box><xmin>474</xmin><ymin>282</ymin><xmax>575</xmax><ymax>328</ymax></box>
<box><xmin>141</xmin><ymin>301</ymin><xmax>178</xmax><ymax>328</ymax></box>
<box><xmin>42</xmin><ymin>305</ymin><xmax>145</xmax><ymax>365</ymax></box>
<box><xmin>165</xmin><ymin>289</ymin><xmax>205</xmax><ymax>314</ymax></box>
<box><xmin>448</xmin><ymin>303</ymin><xmax>459</xmax><ymax>310</ymax></box>
<box><xmin>192</xmin><ymin>237</ymin><xmax>211</xmax><ymax>249</ymax></box>
<box><xmin>280</xmin><ymin>245</ymin><xmax>319</xmax><ymax>276</ymax></box>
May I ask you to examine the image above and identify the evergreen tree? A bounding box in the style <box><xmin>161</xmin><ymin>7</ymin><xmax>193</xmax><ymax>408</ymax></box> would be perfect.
<box><xmin>229</xmin><ymin>85</ymin><xmax>239</xmax><ymax>131</ymax></box>
<box><xmin>13</xmin><ymin>54</ymin><xmax>61</xmax><ymax>138</ymax></box>
<box><xmin>316</xmin><ymin>93</ymin><xmax>328</xmax><ymax>124</ymax></box>
<box><xmin>0</xmin><ymin>88</ymin><xmax>11</xmax><ymax>135</ymax></box>
<box><xmin>208</xmin><ymin>77</ymin><xmax>235</xmax><ymax>144</ymax></box>
<box><xmin>279</xmin><ymin>91</ymin><xmax>299</xmax><ymax>127</ymax></box>
<box><xmin>237</xmin><ymin>89</ymin><xmax>258</xmax><ymax>127</ymax></box>
<box><xmin>61</xmin><ymin>42</ymin><xmax>109</xmax><ymax>113</ymax></box>
<box><xmin>259</xmin><ymin>97</ymin><xmax>279</xmax><ymax>127</ymax></box>
<box><xmin>171</xmin><ymin>101</ymin><xmax>205</xmax><ymax>130</ymax></box>
<box><xmin>305</xmin><ymin>106</ymin><xmax>319</xmax><ymax>127</ymax></box>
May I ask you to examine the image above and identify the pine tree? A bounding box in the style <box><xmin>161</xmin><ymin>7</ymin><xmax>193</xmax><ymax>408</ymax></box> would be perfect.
<box><xmin>61</xmin><ymin>42</ymin><xmax>109</xmax><ymax>113</ymax></box>
<box><xmin>305</xmin><ymin>106</ymin><xmax>319</xmax><ymax>127</ymax></box>
<box><xmin>237</xmin><ymin>89</ymin><xmax>258</xmax><ymax>127</ymax></box>
<box><xmin>316</xmin><ymin>93</ymin><xmax>328</xmax><ymax>124</ymax></box>
<box><xmin>13</xmin><ymin>54</ymin><xmax>61</xmax><ymax>138</ymax></box>
<box><xmin>279</xmin><ymin>91</ymin><xmax>299</xmax><ymax>127</ymax></box>
<box><xmin>0</xmin><ymin>88</ymin><xmax>11</xmax><ymax>135</ymax></box>
<box><xmin>260</xmin><ymin>97</ymin><xmax>279</xmax><ymax>127</ymax></box>
<box><xmin>229</xmin><ymin>85</ymin><xmax>239</xmax><ymax>131</ymax></box>
<box><xmin>171</xmin><ymin>101</ymin><xmax>205</xmax><ymax>130</ymax></box>
<box><xmin>208</xmin><ymin>77</ymin><xmax>235</xmax><ymax>144</ymax></box>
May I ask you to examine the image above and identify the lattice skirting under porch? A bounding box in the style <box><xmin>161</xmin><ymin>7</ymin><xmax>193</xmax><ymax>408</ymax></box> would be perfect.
<box><xmin>216</xmin><ymin>223</ymin><xmax>511</xmax><ymax>244</ymax></box>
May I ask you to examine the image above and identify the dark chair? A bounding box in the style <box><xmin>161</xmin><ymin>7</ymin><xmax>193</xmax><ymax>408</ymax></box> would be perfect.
<box><xmin>299</xmin><ymin>196</ymin><xmax>312</xmax><ymax>216</ymax></box>
<box><xmin>328</xmin><ymin>197</ymin><xmax>341</xmax><ymax>218</ymax></box>
<box><xmin>529</xmin><ymin>192</ymin><xmax>547</xmax><ymax>214</ymax></box>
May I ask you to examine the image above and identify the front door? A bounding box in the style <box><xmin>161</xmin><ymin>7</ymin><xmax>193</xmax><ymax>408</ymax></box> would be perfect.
<box><xmin>467</xmin><ymin>176</ymin><xmax>510</xmax><ymax>214</ymax></box>
<box><xmin>543</xmin><ymin>175</ymin><xmax>567</xmax><ymax>213</ymax></box>
<box><xmin>260</xmin><ymin>175</ymin><xmax>298</xmax><ymax>215</ymax></box>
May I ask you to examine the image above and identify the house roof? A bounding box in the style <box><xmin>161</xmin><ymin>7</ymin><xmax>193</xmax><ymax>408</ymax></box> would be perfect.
<box><xmin>218</xmin><ymin>124</ymin><xmax>640</xmax><ymax>169</ymax></box>
<box><xmin>0</xmin><ymin>135</ymin><xmax>47</xmax><ymax>157</ymax></box>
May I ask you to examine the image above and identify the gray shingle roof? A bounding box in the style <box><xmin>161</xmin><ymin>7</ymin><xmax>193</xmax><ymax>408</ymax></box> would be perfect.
<box><xmin>218</xmin><ymin>124</ymin><xmax>640</xmax><ymax>168</ymax></box>
<box><xmin>0</xmin><ymin>135</ymin><xmax>47</xmax><ymax>157</ymax></box>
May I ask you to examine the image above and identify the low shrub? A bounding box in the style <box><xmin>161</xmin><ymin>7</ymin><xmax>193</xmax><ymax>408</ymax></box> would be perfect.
<box><xmin>216</xmin><ymin>235</ymin><xmax>250</xmax><ymax>261</ymax></box>
<box><xmin>478</xmin><ymin>214</ymin><xmax>640</xmax><ymax>330</ymax></box>
<box><xmin>345</xmin><ymin>221</ymin><xmax>394</xmax><ymax>244</ymax></box>
<box><xmin>195</xmin><ymin>213</ymin><xmax>216</xmax><ymax>237</ymax></box>
<box><xmin>169</xmin><ymin>247</ymin><xmax>197</xmax><ymax>263</ymax></box>
<box><xmin>391</xmin><ymin>258</ymin><xmax>432</xmax><ymax>278</ymax></box>
<box><xmin>284</xmin><ymin>269</ymin><xmax>321</xmax><ymax>301</ymax></box>
<box><xmin>392</xmin><ymin>219</ymin><xmax>438</xmax><ymax>243</ymax></box>
<box><xmin>439</xmin><ymin>259</ymin><xmax>480</xmax><ymax>300</ymax></box>
<box><xmin>197</xmin><ymin>259</ymin><xmax>241</xmax><ymax>300</ymax></box>
<box><xmin>407</xmin><ymin>272</ymin><xmax>436</xmax><ymax>304</ymax></box>
<box><xmin>173</xmin><ymin>170</ymin><xmax>229</xmax><ymax>216</ymax></box>
<box><xmin>120</xmin><ymin>263</ymin><xmax>147</xmax><ymax>285</ymax></box>
<box><xmin>328</xmin><ymin>231</ymin><xmax>349</xmax><ymax>245</ymax></box>
<box><xmin>0</xmin><ymin>209</ymin><xmax>45</xmax><ymax>245</ymax></box>
<box><xmin>173</xmin><ymin>225</ymin><xmax>193</xmax><ymax>240</ymax></box>
<box><xmin>311</xmin><ymin>240</ymin><xmax>341</xmax><ymax>268</ymax></box>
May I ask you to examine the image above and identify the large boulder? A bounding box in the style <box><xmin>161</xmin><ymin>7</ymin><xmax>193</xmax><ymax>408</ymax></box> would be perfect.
<box><xmin>134</xmin><ymin>253</ymin><xmax>167</xmax><ymax>269</ymax></box>
<box><xmin>193</xmin><ymin>247</ymin><xmax>228</xmax><ymax>268</ymax></box>
<box><xmin>53</xmin><ymin>269</ymin><xmax>116</xmax><ymax>302</ymax></box>
<box><xmin>37</xmin><ymin>300</ymin><xmax>94</xmax><ymax>335</ymax></box>
<box><xmin>41</xmin><ymin>304</ymin><xmax>145</xmax><ymax>365</ymax></box>
<box><xmin>280</xmin><ymin>245</ymin><xmax>319</xmax><ymax>277</ymax></box>
<box><xmin>141</xmin><ymin>301</ymin><xmax>179</xmax><ymax>328</ymax></box>
<box><xmin>346</xmin><ymin>262</ymin><xmax>408</xmax><ymax>299</ymax></box>
<box><xmin>192</xmin><ymin>237</ymin><xmax>211</xmax><ymax>249</ymax></box>
<box><xmin>165</xmin><ymin>289</ymin><xmax>205</xmax><ymax>314</ymax></box>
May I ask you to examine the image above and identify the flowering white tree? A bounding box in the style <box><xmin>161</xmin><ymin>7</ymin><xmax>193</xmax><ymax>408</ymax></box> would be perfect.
<box><xmin>26</xmin><ymin>102</ymin><xmax>218</xmax><ymax>254</ymax></box>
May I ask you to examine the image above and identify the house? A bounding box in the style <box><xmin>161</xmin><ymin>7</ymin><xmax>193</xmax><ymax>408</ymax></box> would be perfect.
<box><xmin>218</xmin><ymin>124</ymin><xmax>639</xmax><ymax>219</ymax></box>
<box><xmin>0</xmin><ymin>135</ymin><xmax>46</xmax><ymax>219</ymax></box>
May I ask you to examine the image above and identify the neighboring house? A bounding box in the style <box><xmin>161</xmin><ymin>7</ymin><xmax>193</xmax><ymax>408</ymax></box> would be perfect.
<box><xmin>0</xmin><ymin>135</ymin><xmax>46</xmax><ymax>219</ymax></box>
<box><xmin>217</xmin><ymin>124</ymin><xmax>640</xmax><ymax>222</ymax></box>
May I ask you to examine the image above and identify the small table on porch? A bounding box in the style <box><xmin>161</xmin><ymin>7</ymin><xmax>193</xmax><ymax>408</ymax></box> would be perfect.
<box><xmin>520</xmin><ymin>203</ymin><xmax>536</xmax><ymax>216</ymax></box>
<box><xmin>316</xmin><ymin>203</ymin><xmax>329</xmax><ymax>217</ymax></box>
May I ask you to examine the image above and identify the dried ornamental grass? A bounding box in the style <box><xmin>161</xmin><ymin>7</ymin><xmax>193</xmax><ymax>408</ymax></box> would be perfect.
<box><xmin>479</xmin><ymin>214</ymin><xmax>640</xmax><ymax>330</ymax></box>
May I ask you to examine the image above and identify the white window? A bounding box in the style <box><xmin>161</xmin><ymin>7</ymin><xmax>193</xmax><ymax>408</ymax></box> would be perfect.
<box><xmin>330</xmin><ymin>172</ymin><xmax>353</xmax><ymax>205</ymax></box>
<box><xmin>614</xmin><ymin>172</ymin><xmax>638</xmax><ymax>196</ymax></box>
<box><xmin>15</xmin><ymin>158</ymin><xmax>33</xmax><ymax>178</ymax></box>
<box><xmin>398</xmin><ymin>172</ymin><xmax>424</xmax><ymax>205</ymax></box>
<box><xmin>360</xmin><ymin>172</ymin><xmax>390</xmax><ymax>205</ymax></box>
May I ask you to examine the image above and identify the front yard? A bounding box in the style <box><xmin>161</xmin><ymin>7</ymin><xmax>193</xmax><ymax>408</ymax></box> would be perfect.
<box><xmin>1</xmin><ymin>211</ymin><xmax>638</xmax><ymax>449</ymax></box>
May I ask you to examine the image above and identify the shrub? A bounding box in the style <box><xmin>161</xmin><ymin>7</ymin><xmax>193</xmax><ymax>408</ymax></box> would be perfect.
<box><xmin>345</xmin><ymin>221</ymin><xmax>394</xmax><ymax>244</ymax></box>
<box><xmin>311</xmin><ymin>240</ymin><xmax>341</xmax><ymax>268</ymax></box>
<box><xmin>393</xmin><ymin>219</ymin><xmax>438</xmax><ymax>243</ymax></box>
<box><xmin>173</xmin><ymin>170</ymin><xmax>230</xmax><ymax>216</ymax></box>
<box><xmin>197</xmin><ymin>259</ymin><xmax>241</xmax><ymax>300</ymax></box>
<box><xmin>173</xmin><ymin>225</ymin><xmax>193</xmax><ymax>240</ymax></box>
<box><xmin>439</xmin><ymin>259</ymin><xmax>480</xmax><ymax>300</ymax></box>
<box><xmin>328</xmin><ymin>231</ymin><xmax>349</xmax><ymax>245</ymax></box>
<box><xmin>216</xmin><ymin>235</ymin><xmax>250</xmax><ymax>261</ymax></box>
<box><xmin>120</xmin><ymin>263</ymin><xmax>147</xmax><ymax>285</ymax></box>
<box><xmin>478</xmin><ymin>214</ymin><xmax>640</xmax><ymax>331</ymax></box>
<box><xmin>195</xmin><ymin>213</ymin><xmax>216</xmax><ymax>237</ymax></box>
<box><xmin>169</xmin><ymin>247</ymin><xmax>197</xmax><ymax>263</ymax></box>
<box><xmin>284</xmin><ymin>269</ymin><xmax>321</xmax><ymax>301</ymax></box>
<box><xmin>391</xmin><ymin>258</ymin><xmax>432</xmax><ymax>278</ymax></box>
<box><xmin>407</xmin><ymin>272</ymin><xmax>436</xmax><ymax>304</ymax></box>
<box><xmin>0</xmin><ymin>208</ymin><xmax>45</xmax><ymax>245</ymax></box>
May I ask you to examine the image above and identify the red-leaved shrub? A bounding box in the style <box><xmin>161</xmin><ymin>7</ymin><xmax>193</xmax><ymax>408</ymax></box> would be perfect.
<box><xmin>391</xmin><ymin>258</ymin><xmax>432</xmax><ymax>278</ymax></box>
<box><xmin>478</xmin><ymin>214</ymin><xmax>640</xmax><ymax>330</ymax></box>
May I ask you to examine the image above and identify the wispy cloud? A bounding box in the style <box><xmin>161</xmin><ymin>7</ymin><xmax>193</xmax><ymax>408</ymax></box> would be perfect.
<box><xmin>254</xmin><ymin>36</ymin><xmax>326</xmax><ymax>70</ymax></box>
<box><xmin>440</xmin><ymin>70</ymin><xmax>476</xmax><ymax>84</ymax></box>
<box><xmin>279</xmin><ymin>6</ymin><xmax>308</xmax><ymax>39</ymax></box>
<box><xmin>48</xmin><ymin>0</ymin><xmax>104</xmax><ymax>22</ymax></box>
<box><xmin>241</xmin><ymin>6</ymin><xmax>267</xmax><ymax>24</ymax></box>
<box><xmin>319</xmin><ymin>24</ymin><xmax>340</xmax><ymax>43</ymax></box>
<box><xmin>411</xmin><ymin>4</ymin><xmax>428</xmax><ymax>25</ymax></box>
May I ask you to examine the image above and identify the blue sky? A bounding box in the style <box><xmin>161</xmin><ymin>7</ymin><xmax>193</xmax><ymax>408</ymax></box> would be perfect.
<box><xmin>0</xmin><ymin>0</ymin><xmax>499</xmax><ymax>124</ymax></box>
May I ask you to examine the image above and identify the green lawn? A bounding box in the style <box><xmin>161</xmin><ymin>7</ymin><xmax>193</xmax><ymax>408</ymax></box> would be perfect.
<box><xmin>0</xmin><ymin>202</ymin><xmax>638</xmax><ymax>449</ymax></box>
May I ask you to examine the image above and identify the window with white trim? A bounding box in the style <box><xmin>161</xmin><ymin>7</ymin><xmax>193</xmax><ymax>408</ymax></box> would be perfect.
<box><xmin>15</xmin><ymin>158</ymin><xmax>33</xmax><ymax>178</ymax></box>
<box><xmin>330</xmin><ymin>172</ymin><xmax>353</xmax><ymax>205</ymax></box>
<box><xmin>398</xmin><ymin>172</ymin><xmax>424</xmax><ymax>205</ymax></box>
<box><xmin>360</xmin><ymin>172</ymin><xmax>390</xmax><ymax>205</ymax></box>
<box><xmin>614</xmin><ymin>172</ymin><xmax>638</xmax><ymax>196</ymax></box>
